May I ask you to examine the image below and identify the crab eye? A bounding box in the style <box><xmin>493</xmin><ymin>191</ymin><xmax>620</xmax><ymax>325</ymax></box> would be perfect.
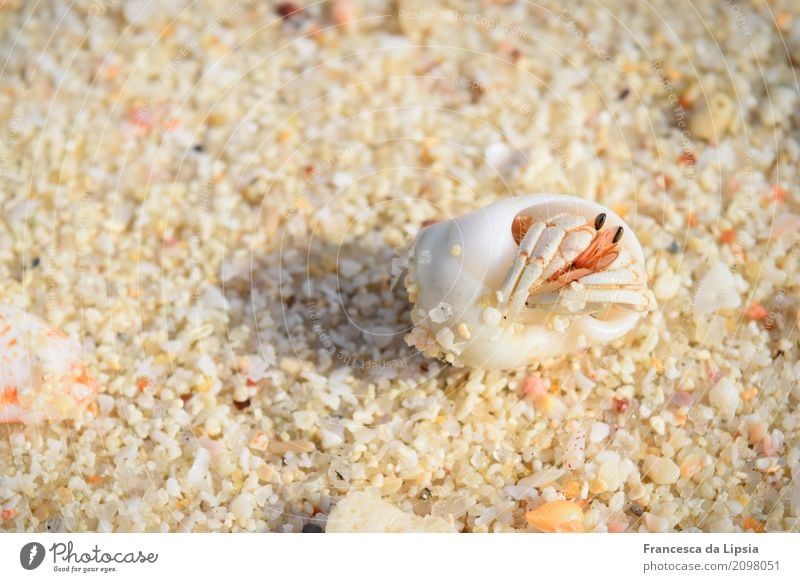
<box><xmin>612</xmin><ymin>226</ymin><xmax>624</xmax><ymax>244</ymax></box>
<box><xmin>594</xmin><ymin>213</ymin><xmax>607</xmax><ymax>230</ymax></box>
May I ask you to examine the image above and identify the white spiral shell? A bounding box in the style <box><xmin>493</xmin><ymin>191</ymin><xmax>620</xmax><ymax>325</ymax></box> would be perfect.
<box><xmin>404</xmin><ymin>194</ymin><xmax>656</xmax><ymax>370</ymax></box>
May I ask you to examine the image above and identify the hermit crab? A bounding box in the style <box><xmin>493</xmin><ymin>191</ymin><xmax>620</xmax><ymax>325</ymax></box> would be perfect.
<box><xmin>404</xmin><ymin>194</ymin><xmax>656</xmax><ymax>370</ymax></box>
<box><xmin>0</xmin><ymin>305</ymin><xmax>99</xmax><ymax>424</ymax></box>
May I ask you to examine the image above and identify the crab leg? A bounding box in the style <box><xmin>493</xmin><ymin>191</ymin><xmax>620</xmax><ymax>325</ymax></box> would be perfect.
<box><xmin>577</xmin><ymin>267</ymin><xmax>643</xmax><ymax>287</ymax></box>
<box><xmin>519</xmin><ymin>215</ymin><xmax>655</xmax><ymax>312</ymax></box>
<box><xmin>553</xmin><ymin>243</ymin><xmax>655</xmax><ymax>311</ymax></box>
<box><xmin>508</xmin><ymin>226</ymin><xmax>567</xmax><ymax>314</ymax></box>
<box><xmin>498</xmin><ymin>219</ymin><xmax>546</xmax><ymax>305</ymax></box>
<box><xmin>501</xmin><ymin>213</ymin><xmax>587</xmax><ymax>306</ymax></box>
<box><xmin>559</xmin><ymin>285</ymin><xmax>656</xmax><ymax>310</ymax></box>
<box><xmin>503</xmin><ymin>213</ymin><xmax>601</xmax><ymax>315</ymax></box>
<box><xmin>539</xmin><ymin>228</ymin><xmax>595</xmax><ymax>282</ymax></box>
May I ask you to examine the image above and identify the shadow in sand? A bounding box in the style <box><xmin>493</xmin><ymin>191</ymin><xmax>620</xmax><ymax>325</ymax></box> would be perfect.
<box><xmin>239</xmin><ymin>231</ymin><xmax>447</xmax><ymax>387</ymax></box>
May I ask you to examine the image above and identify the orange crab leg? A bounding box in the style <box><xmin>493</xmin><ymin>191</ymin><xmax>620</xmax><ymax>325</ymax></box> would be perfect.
<box><xmin>529</xmin><ymin>225</ymin><xmax>623</xmax><ymax>296</ymax></box>
<box><xmin>572</xmin><ymin>227</ymin><xmax>622</xmax><ymax>272</ymax></box>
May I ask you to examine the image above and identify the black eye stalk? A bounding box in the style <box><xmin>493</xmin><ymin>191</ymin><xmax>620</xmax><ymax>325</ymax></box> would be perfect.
<box><xmin>594</xmin><ymin>213</ymin><xmax>606</xmax><ymax>230</ymax></box>
<box><xmin>593</xmin><ymin>213</ymin><xmax>623</xmax><ymax>245</ymax></box>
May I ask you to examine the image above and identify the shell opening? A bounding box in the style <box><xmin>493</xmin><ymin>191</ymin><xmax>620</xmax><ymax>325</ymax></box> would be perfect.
<box><xmin>508</xmin><ymin>210</ymin><xmax>624</xmax><ymax>314</ymax></box>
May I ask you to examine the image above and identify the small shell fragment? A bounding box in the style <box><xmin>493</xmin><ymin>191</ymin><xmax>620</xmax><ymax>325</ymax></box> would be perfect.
<box><xmin>0</xmin><ymin>306</ymin><xmax>100</xmax><ymax>424</ymax></box>
<box><xmin>428</xmin><ymin>302</ymin><xmax>453</xmax><ymax>323</ymax></box>
<box><xmin>642</xmin><ymin>455</ymin><xmax>680</xmax><ymax>485</ymax></box>
<box><xmin>645</xmin><ymin>513</ymin><xmax>669</xmax><ymax>533</ymax></box>
<box><xmin>481</xmin><ymin>307</ymin><xmax>501</xmax><ymax>326</ymax></box>
<box><xmin>525</xmin><ymin>500</ymin><xmax>585</xmax><ymax>532</ymax></box>
<box><xmin>331</xmin><ymin>0</ymin><xmax>357</xmax><ymax>29</ymax></box>
<box><xmin>708</xmin><ymin>377</ymin><xmax>740</xmax><ymax>421</ymax></box>
<box><xmin>249</xmin><ymin>431</ymin><xmax>270</xmax><ymax>451</ymax></box>
<box><xmin>694</xmin><ymin>261</ymin><xmax>741</xmax><ymax>316</ymax></box>
<box><xmin>327</xmin><ymin>490</ymin><xmax>455</xmax><ymax>533</ymax></box>
<box><xmin>589</xmin><ymin>421</ymin><xmax>610</xmax><ymax>443</ymax></box>
<box><xmin>689</xmin><ymin>93</ymin><xmax>736</xmax><ymax>141</ymax></box>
